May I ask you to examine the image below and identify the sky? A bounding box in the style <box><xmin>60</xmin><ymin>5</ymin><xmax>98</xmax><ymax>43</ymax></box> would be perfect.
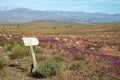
<box><xmin>0</xmin><ymin>0</ymin><xmax>120</xmax><ymax>13</ymax></box>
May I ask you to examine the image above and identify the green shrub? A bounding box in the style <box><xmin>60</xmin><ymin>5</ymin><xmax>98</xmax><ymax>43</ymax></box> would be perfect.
<box><xmin>52</xmin><ymin>55</ymin><xmax>64</xmax><ymax>63</ymax></box>
<box><xmin>10</xmin><ymin>46</ymin><xmax>30</xmax><ymax>59</ymax></box>
<box><xmin>11</xmin><ymin>43</ymin><xmax>21</xmax><ymax>51</ymax></box>
<box><xmin>0</xmin><ymin>39</ymin><xmax>24</xmax><ymax>51</ymax></box>
<box><xmin>0</xmin><ymin>40</ymin><xmax>14</xmax><ymax>51</ymax></box>
<box><xmin>0</xmin><ymin>40</ymin><xmax>5</xmax><ymax>46</ymax></box>
<box><xmin>38</xmin><ymin>60</ymin><xmax>51</xmax><ymax>78</ymax></box>
<box><xmin>50</xmin><ymin>60</ymin><xmax>61</xmax><ymax>75</ymax></box>
<box><xmin>74</xmin><ymin>54</ymin><xmax>86</xmax><ymax>61</ymax></box>
<box><xmin>37</xmin><ymin>56</ymin><xmax>64</xmax><ymax>78</ymax></box>
<box><xmin>8</xmin><ymin>42</ymin><xmax>23</xmax><ymax>51</ymax></box>
<box><xmin>70</xmin><ymin>62</ymin><xmax>81</xmax><ymax>70</ymax></box>
<box><xmin>6</xmin><ymin>40</ymin><xmax>16</xmax><ymax>51</ymax></box>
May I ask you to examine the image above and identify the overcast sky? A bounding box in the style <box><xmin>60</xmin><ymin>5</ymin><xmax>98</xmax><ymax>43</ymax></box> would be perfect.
<box><xmin>0</xmin><ymin>0</ymin><xmax>120</xmax><ymax>13</ymax></box>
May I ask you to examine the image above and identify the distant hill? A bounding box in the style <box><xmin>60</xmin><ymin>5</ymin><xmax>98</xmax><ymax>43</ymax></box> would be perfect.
<box><xmin>26</xmin><ymin>20</ymin><xmax>63</xmax><ymax>24</ymax></box>
<box><xmin>0</xmin><ymin>8</ymin><xmax>120</xmax><ymax>23</ymax></box>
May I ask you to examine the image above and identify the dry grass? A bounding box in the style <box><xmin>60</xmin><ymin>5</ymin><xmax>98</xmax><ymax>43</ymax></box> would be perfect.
<box><xmin>0</xmin><ymin>22</ymin><xmax>120</xmax><ymax>80</ymax></box>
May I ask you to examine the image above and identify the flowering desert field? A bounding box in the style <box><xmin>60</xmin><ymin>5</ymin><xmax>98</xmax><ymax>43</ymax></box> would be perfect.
<box><xmin>0</xmin><ymin>22</ymin><xmax>120</xmax><ymax>80</ymax></box>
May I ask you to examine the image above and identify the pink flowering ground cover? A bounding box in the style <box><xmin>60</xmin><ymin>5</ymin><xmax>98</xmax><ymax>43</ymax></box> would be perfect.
<box><xmin>0</xmin><ymin>34</ymin><xmax>120</xmax><ymax>80</ymax></box>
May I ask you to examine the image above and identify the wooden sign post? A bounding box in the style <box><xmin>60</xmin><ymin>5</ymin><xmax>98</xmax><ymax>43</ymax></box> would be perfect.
<box><xmin>22</xmin><ymin>37</ymin><xmax>39</xmax><ymax>73</ymax></box>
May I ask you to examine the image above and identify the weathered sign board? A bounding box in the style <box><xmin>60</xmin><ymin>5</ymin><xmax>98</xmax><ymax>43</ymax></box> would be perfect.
<box><xmin>22</xmin><ymin>37</ymin><xmax>39</xmax><ymax>46</ymax></box>
<box><xmin>22</xmin><ymin>37</ymin><xmax>39</xmax><ymax>73</ymax></box>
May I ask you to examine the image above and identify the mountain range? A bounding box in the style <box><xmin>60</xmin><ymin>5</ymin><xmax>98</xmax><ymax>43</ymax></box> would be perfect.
<box><xmin>0</xmin><ymin>8</ymin><xmax>120</xmax><ymax>23</ymax></box>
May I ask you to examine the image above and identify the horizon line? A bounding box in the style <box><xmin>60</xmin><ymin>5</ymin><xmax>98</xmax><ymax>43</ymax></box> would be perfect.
<box><xmin>0</xmin><ymin>7</ymin><xmax>120</xmax><ymax>14</ymax></box>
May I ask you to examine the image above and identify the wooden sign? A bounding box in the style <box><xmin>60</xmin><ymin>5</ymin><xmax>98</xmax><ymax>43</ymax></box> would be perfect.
<box><xmin>22</xmin><ymin>37</ymin><xmax>39</xmax><ymax>73</ymax></box>
<box><xmin>22</xmin><ymin>37</ymin><xmax>39</xmax><ymax>46</ymax></box>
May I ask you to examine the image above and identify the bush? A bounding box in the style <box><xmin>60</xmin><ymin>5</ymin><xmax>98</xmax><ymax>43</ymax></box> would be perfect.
<box><xmin>0</xmin><ymin>40</ymin><xmax>14</xmax><ymax>51</ymax></box>
<box><xmin>37</xmin><ymin>56</ymin><xmax>64</xmax><ymax>78</ymax></box>
<box><xmin>0</xmin><ymin>39</ymin><xmax>23</xmax><ymax>51</ymax></box>
<box><xmin>6</xmin><ymin>40</ymin><xmax>17</xmax><ymax>51</ymax></box>
<box><xmin>38</xmin><ymin>60</ymin><xmax>51</xmax><ymax>78</ymax></box>
<box><xmin>11</xmin><ymin>43</ymin><xmax>21</xmax><ymax>51</ymax></box>
<box><xmin>52</xmin><ymin>55</ymin><xmax>64</xmax><ymax>63</ymax></box>
<box><xmin>0</xmin><ymin>40</ymin><xmax>6</xmax><ymax>46</ymax></box>
<box><xmin>10</xmin><ymin>46</ymin><xmax>30</xmax><ymax>59</ymax></box>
